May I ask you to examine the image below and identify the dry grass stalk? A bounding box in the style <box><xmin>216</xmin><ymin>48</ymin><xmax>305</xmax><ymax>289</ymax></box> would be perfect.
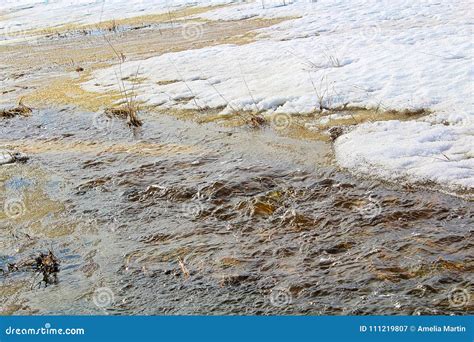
<box><xmin>102</xmin><ymin>34</ymin><xmax>143</xmax><ymax>127</ymax></box>
<box><xmin>177</xmin><ymin>257</ymin><xmax>190</xmax><ymax>279</ymax></box>
<box><xmin>237</xmin><ymin>62</ymin><xmax>268</xmax><ymax>128</ymax></box>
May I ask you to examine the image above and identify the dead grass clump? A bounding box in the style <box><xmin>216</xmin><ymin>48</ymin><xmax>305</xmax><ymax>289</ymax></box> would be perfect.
<box><xmin>109</xmin><ymin>20</ymin><xmax>118</xmax><ymax>32</ymax></box>
<box><xmin>7</xmin><ymin>250</ymin><xmax>60</xmax><ymax>287</ymax></box>
<box><xmin>247</xmin><ymin>114</ymin><xmax>266</xmax><ymax>128</ymax></box>
<box><xmin>34</xmin><ymin>251</ymin><xmax>60</xmax><ymax>285</ymax></box>
<box><xmin>226</xmin><ymin>110</ymin><xmax>266</xmax><ymax>128</ymax></box>
<box><xmin>156</xmin><ymin>80</ymin><xmax>180</xmax><ymax>86</ymax></box>
<box><xmin>385</xmin><ymin>108</ymin><xmax>430</xmax><ymax>117</ymax></box>
<box><xmin>101</xmin><ymin>31</ymin><xmax>143</xmax><ymax>127</ymax></box>
<box><xmin>328</xmin><ymin>126</ymin><xmax>345</xmax><ymax>141</ymax></box>
<box><xmin>1</xmin><ymin>98</ymin><xmax>32</xmax><ymax>118</ymax></box>
<box><xmin>105</xmin><ymin>104</ymin><xmax>142</xmax><ymax>127</ymax></box>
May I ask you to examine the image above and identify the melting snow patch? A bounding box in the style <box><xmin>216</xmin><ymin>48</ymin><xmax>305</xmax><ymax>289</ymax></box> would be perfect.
<box><xmin>334</xmin><ymin>120</ymin><xmax>474</xmax><ymax>191</ymax></box>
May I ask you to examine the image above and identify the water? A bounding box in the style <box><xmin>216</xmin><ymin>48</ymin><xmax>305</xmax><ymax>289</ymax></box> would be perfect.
<box><xmin>0</xmin><ymin>109</ymin><xmax>472</xmax><ymax>315</ymax></box>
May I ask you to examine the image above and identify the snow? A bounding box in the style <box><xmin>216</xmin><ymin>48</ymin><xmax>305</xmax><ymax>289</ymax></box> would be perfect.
<box><xmin>334</xmin><ymin>121</ymin><xmax>474</xmax><ymax>191</ymax></box>
<box><xmin>2</xmin><ymin>0</ymin><xmax>473</xmax><ymax>192</ymax></box>
<box><xmin>82</xmin><ymin>1</ymin><xmax>472</xmax><ymax>115</ymax></box>
<box><xmin>195</xmin><ymin>0</ymin><xmax>319</xmax><ymax>21</ymax></box>
<box><xmin>0</xmin><ymin>0</ymin><xmax>237</xmax><ymax>38</ymax></box>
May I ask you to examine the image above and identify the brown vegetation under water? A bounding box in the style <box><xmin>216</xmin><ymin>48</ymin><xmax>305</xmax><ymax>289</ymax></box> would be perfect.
<box><xmin>6</xmin><ymin>251</ymin><xmax>60</xmax><ymax>288</ymax></box>
<box><xmin>105</xmin><ymin>105</ymin><xmax>142</xmax><ymax>127</ymax></box>
<box><xmin>1</xmin><ymin>98</ymin><xmax>32</xmax><ymax>118</ymax></box>
<box><xmin>247</xmin><ymin>114</ymin><xmax>267</xmax><ymax>128</ymax></box>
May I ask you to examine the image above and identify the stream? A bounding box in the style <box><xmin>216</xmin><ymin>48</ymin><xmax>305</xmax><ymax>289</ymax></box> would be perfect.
<box><xmin>0</xmin><ymin>108</ymin><xmax>472</xmax><ymax>315</ymax></box>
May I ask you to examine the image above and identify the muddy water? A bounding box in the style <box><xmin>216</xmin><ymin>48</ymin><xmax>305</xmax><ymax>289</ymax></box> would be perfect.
<box><xmin>0</xmin><ymin>109</ymin><xmax>472</xmax><ymax>315</ymax></box>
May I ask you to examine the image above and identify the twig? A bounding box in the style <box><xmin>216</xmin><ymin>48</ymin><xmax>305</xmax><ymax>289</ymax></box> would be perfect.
<box><xmin>239</xmin><ymin>62</ymin><xmax>260</xmax><ymax>113</ymax></box>
<box><xmin>169</xmin><ymin>59</ymin><xmax>203</xmax><ymax>110</ymax></box>
<box><xmin>178</xmin><ymin>257</ymin><xmax>190</xmax><ymax>279</ymax></box>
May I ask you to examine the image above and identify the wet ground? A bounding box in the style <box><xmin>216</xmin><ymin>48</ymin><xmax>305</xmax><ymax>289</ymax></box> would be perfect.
<box><xmin>0</xmin><ymin>108</ymin><xmax>472</xmax><ymax>315</ymax></box>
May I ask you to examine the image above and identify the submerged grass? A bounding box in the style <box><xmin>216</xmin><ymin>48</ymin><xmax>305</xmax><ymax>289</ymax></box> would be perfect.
<box><xmin>11</xmin><ymin>5</ymin><xmax>228</xmax><ymax>39</ymax></box>
<box><xmin>163</xmin><ymin>105</ymin><xmax>430</xmax><ymax>142</ymax></box>
<box><xmin>105</xmin><ymin>104</ymin><xmax>142</xmax><ymax>127</ymax></box>
<box><xmin>24</xmin><ymin>75</ymin><xmax>123</xmax><ymax>112</ymax></box>
<box><xmin>1</xmin><ymin>98</ymin><xmax>32</xmax><ymax>118</ymax></box>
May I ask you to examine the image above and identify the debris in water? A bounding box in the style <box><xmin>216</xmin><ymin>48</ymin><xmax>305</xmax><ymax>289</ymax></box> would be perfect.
<box><xmin>219</xmin><ymin>274</ymin><xmax>251</xmax><ymax>287</ymax></box>
<box><xmin>7</xmin><ymin>251</ymin><xmax>60</xmax><ymax>287</ymax></box>
<box><xmin>328</xmin><ymin>126</ymin><xmax>345</xmax><ymax>141</ymax></box>
<box><xmin>0</xmin><ymin>150</ymin><xmax>29</xmax><ymax>165</ymax></box>
<box><xmin>105</xmin><ymin>105</ymin><xmax>142</xmax><ymax>127</ymax></box>
<box><xmin>177</xmin><ymin>257</ymin><xmax>190</xmax><ymax>279</ymax></box>
<box><xmin>248</xmin><ymin>114</ymin><xmax>266</xmax><ymax>128</ymax></box>
<box><xmin>34</xmin><ymin>251</ymin><xmax>60</xmax><ymax>285</ymax></box>
<box><xmin>1</xmin><ymin>98</ymin><xmax>32</xmax><ymax>118</ymax></box>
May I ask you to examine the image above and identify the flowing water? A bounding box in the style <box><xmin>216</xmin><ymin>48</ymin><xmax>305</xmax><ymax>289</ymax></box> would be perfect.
<box><xmin>0</xmin><ymin>109</ymin><xmax>472</xmax><ymax>315</ymax></box>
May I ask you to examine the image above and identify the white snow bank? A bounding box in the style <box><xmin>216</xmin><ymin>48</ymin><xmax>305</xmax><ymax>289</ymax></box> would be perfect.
<box><xmin>196</xmin><ymin>0</ymin><xmax>318</xmax><ymax>21</ymax></box>
<box><xmin>334</xmin><ymin>121</ymin><xmax>474</xmax><ymax>191</ymax></box>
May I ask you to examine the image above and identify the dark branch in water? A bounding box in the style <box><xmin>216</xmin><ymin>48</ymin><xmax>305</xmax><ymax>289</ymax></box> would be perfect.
<box><xmin>7</xmin><ymin>251</ymin><xmax>60</xmax><ymax>288</ymax></box>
